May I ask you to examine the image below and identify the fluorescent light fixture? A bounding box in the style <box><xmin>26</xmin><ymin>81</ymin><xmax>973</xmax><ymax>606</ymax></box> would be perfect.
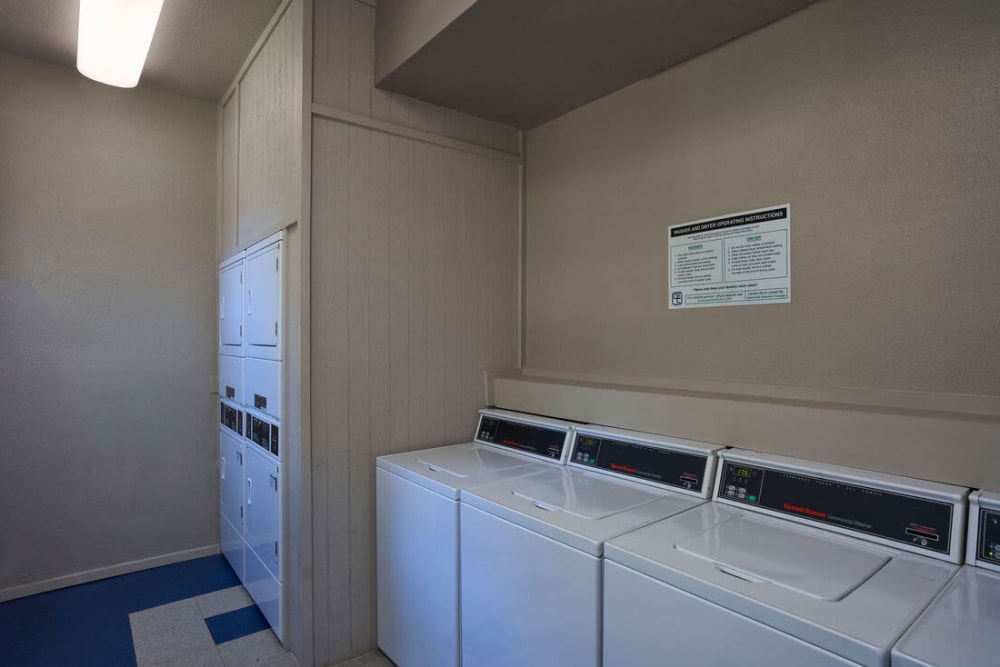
<box><xmin>77</xmin><ymin>0</ymin><xmax>165</xmax><ymax>88</ymax></box>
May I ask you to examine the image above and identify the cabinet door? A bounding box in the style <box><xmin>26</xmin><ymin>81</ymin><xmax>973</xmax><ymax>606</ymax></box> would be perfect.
<box><xmin>244</xmin><ymin>241</ymin><xmax>281</xmax><ymax>359</ymax></box>
<box><xmin>219</xmin><ymin>91</ymin><xmax>239</xmax><ymax>259</ymax></box>
<box><xmin>245</xmin><ymin>446</ymin><xmax>281</xmax><ymax>579</ymax></box>
<box><xmin>219</xmin><ymin>258</ymin><xmax>243</xmax><ymax>353</ymax></box>
<box><xmin>220</xmin><ymin>428</ymin><xmax>244</xmax><ymax>529</ymax></box>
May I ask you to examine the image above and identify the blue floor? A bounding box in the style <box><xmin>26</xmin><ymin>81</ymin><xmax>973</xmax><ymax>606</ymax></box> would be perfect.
<box><xmin>0</xmin><ymin>555</ymin><xmax>241</xmax><ymax>667</ymax></box>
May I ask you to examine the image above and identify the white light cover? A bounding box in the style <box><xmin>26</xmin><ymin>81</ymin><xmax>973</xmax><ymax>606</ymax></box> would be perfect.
<box><xmin>77</xmin><ymin>0</ymin><xmax>165</xmax><ymax>88</ymax></box>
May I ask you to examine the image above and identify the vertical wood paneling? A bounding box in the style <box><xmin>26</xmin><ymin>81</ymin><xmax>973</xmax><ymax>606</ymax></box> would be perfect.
<box><xmin>238</xmin><ymin>0</ymin><xmax>301</xmax><ymax>245</ymax></box>
<box><xmin>310</xmin><ymin>2</ymin><xmax>523</xmax><ymax>663</ymax></box>
<box><xmin>311</xmin><ymin>114</ymin><xmax>520</xmax><ymax>664</ymax></box>
<box><xmin>312</xmin><ymin>118</ymin><xmax>353</xmax><ymax>662</ymax></box>
<box><xmin>387</xmin><ymin>92</ymin><xmax>410</xmax><ymax>128</ymax></box>
<box><xmin>387</xmin><ymin>136</ymin><xmax>410</xmax><ymax>454</ymax></box>
<box><xmin>368</xmin><ymin>134</ymin><xmax>391</xmax><ymax>461</ymax></box>
<box><xmin>348</xmin><ymin>2</ymin><xmax>373</xmax><ymax>117</ymax></box>
<box><xmin>312</xmin><ymin>0</ymin><xmax>350</xmax><ymax>111</ymax></box>
<box><xmin>312</xmin><ymin>0</ymin><xmax>522</xmax><ymax>157</ymax></box>
<box><xmin>407</xmin><ymin>142</ymin><xmax>428</xmax><ymax>451</ymax></box>
<box><xmin>346</xmin><ymin>124</ymin><xmax>374</xmax><ymax>655</ymax></box>
<box><xmin>409</xmin><ymin>101</ymin><xmax>430</xmax><ymax>133</ymax></box>
<box><xmin>220</xmin><ymin>92</ymin><xmax>240</xmax><ymax>258</ymax></box>
<box><xmin>425</xmin><ymin>145</ymin><xmax>447</xmax><ymax>446</ymax></box>
<box><xmin>309</xmin><ymin>118</ymin><xmax>330</xmax><ymax>664</ymax></box>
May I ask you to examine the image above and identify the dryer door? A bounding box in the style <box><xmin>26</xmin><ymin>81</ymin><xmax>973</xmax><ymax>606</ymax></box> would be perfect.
<box><xmin>219</xmin><ymin>428</ymin><xmax>244</xmax><ymax>529</ymax></box>
<box><xmin>219</xmin><ymin>259</ymin><xmax>243</xmax><ymax>353</ymax></box>
<box><xmin>245</xmin><ymin>446</ymin><xmax>281</xmax><ymax>580</ymax></box>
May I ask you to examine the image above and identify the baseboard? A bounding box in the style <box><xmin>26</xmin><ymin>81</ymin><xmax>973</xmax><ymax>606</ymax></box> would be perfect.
<box><xmin>0</xmin><ymin>544</ymin><xmax>220</xmax><ymax>603</ymax></box>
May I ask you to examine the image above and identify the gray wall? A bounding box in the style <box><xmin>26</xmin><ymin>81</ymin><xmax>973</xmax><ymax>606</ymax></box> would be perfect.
<box><xmin>0</xmin><ymin>53</ymin><xmax>218</xmax><ymax>598</ymax></box>
<box><xmin>520</xmin><ymin>0</ymin><xmax>1000</xmax><ymax>485</ymax></box>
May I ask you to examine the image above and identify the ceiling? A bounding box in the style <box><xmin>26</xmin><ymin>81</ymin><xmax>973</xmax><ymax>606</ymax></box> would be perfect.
<box><xmin>0</xmin><ymin>0</ymin><xmax>818</xmax><ymax>124</ymax></box>
<box><xmin>0</xmin><ymin>0</ymin><xmax>283</xmax><ymax>103</ymax></box>
<box><xmin>378</xmin><ymin>0</ymin><xmax>818</xmax><ymax>129</ymax></box>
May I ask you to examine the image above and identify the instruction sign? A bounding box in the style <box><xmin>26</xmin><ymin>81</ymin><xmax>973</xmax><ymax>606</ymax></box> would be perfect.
<box><xmin>668</xmin><ymin>204</ymin><xmax>790</xmax><ymax>309</ymax></box>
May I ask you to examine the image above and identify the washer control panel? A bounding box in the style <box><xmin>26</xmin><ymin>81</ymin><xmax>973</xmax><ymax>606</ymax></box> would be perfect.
<box><xmin>718</xmin><ymin>461</ymin><xmax>954</xmax><ymax>555</ymax></box>
<box><xmin>978</xmin><ymin>508</ymin><xmax>1000</xmax><ymax>565</ymax></box>
<box><xmin>477</xmin><ymin>415</ymin><xmax>568</xmax><ymax>460</ymax></box>
<box><xmin>571</xmin><ymin>433</ymin><xmax>707</xmax><ymax>492</ymax></box>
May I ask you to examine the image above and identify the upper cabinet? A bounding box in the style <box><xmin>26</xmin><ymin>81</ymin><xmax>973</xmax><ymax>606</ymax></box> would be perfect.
<box><xmin>218</xmin><ymin>0</ymin><xmax>303</xmax><ymax>254</ymax></box>
<box><xmin>237</xmin><ymin>0</ymin><xmax>302</xmax><ymax>247</ymax></box>
<box><xmin>219</xmin><ymin>90</ymin><xmax>240</xmax><ymax>259</ymax></box>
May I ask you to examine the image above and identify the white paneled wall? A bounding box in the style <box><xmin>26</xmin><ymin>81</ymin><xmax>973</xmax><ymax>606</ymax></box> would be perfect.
<box><xmin>309</xmin><ymin>2</ymin><xmax>522</xmax><ymax>662</ymax></box>
<box><xmin>311</xmin><ymin>118</ymin><xmax>520</xmax><ymax>661</ymax></box>
<box><xmin>219</xmin><ymin>90</ymin><xmax>239</xmax><ymax>258</ymax></box>
<box><xmin>313</xmin><ymin>0</ymin><xmax>521</xmax><ymax>156</ymax></box>
<box><xmin>238</xmin><ymin>0</ymin><xmax>303</xmax><ymax>246</ymax></box>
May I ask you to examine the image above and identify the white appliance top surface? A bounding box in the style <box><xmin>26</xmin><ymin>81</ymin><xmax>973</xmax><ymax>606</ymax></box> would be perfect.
<box><xmin>676</xmin><ymin>512</ymin><xmax>890</xmax><ymax>601</ymax></box>
<box><xmin>416</xmin><ymin>446</ymin><xmax>528</xmax><ymax>477</ymax></box>
<box><xmin>892</xmin><ymin>566</ymin><xmax>1000</xmax><ymax>666</ymax></box>
<box><xmin>512</xmin><ymin>471</ymin><xmax>664</xmax><ymax>519</ymax></box>
<box><xmin>377</xmin><ymin>442</ymin><xmax>555</xmax><ymax>500</ymax></box>
<box><xmin>605</xmin><ymin>502</ymin><xmax>958</xmax><ymax>666</ymax></box>
<box><xmin>461</xmin><ymin>466</ymin><xmax>705</xmax><ymax>556</ymax></box>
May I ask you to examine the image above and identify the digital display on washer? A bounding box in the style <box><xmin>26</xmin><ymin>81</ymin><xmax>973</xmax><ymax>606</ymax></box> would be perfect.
<box><xmin>719</xmin><ymin>461</ymin><xmax>953</xmax><ymax>555</ymax></box>
<box><xmin>572</xmin><ymin>434</ymin><xmax>706</xmax><ymax>491</ymax></box>
<box><xmin>477</xmin><ymin>416</ymin><xmax>567</xmax><ymax>460</ymax></box>
<box><xmin>978</xmin><ymin>509</ymin><xmax>1000</xmax><ymax>565</ymax></box>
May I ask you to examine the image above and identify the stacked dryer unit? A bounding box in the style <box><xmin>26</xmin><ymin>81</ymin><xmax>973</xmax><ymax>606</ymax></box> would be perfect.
<box><xmin>892</xmin><ymin>489</ymin><xmax>1000</xmax><ymax>666</ymax></box>
<box><xmin>217</xmin><ymin>231</ymin><xmax>285</xmax><ymax>640</ymax></box>
<box><xmin>602</xmin><ymin>449</ymin><xmax>969</xmax><ymax>667</ymax></box>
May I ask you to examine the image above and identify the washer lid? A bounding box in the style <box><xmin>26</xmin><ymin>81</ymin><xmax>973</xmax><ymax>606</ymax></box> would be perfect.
<box><xmin>462</xmin><ymin>467</ymin><xmax>705</xmax><ymax>555</ymax></box>
<box><xmin>604</xmin><ymin>502</ymin><xmax>960</xmax><ymax>666</ymax></box>
<box><xmin>892</xmin><ymin>567</ymin><xmax>1000</xmax><ymax>666</ymax></box>
<box><xmin>378</xmin><ymin>443</ymin><xmax>554</xmax><ymax>499</ymax></box>
<box><xmin>417</xmin><ymin>446</ymin><xmax>528</xmax><ymax>477</ymax></box>
<box><xmin>512</xmin><ymin>471</ymin><xmax>664</xmax><ymax>519</ymax></box>
<box><xmin>676</xmin><ymin>514</ymin><xmax>890</xmax><ymax>601</ymax></box>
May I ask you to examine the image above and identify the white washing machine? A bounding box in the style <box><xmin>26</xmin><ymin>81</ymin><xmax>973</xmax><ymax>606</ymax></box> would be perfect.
<box><xmin>376</xmin><ymin>409</ymin><xmax>577</xmax><ymax>667</ymax></box>
<box><xmin>460</xmin><ymin>425</ymin><xmax>722</xmax><ymax>667</ymax></box>
<box><xmin>892</xmin><ymin>489</ymin><xmax>1000</xmax><ymax>666</ymax></box>
<box><xmin>603</xmin><ymin>449</ymin><xmax>969</xmax><ymax>667</ymax></box>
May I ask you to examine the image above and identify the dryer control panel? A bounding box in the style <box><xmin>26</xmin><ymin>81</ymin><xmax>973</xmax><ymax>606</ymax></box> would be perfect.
<box><xmin>571</xmin><ymin>433</ymin><xmax>708</xmax><ymax>492</ymax></box>
<box><xmin>248</xmin><ymin>413</ymin><xmax>279</xmax><ymax>457</ymax></box>
<box><xmin>977</xmin><ymin>508</ymin><xmax>1000</xmax><ymax>565</ymax></box>
<box><xmin>718</xmin><ymin>461</ymin><xmax>954</xmax><ymax>556</ymax></box>
<box><xmin>476</xmin><ymin>415</ymin><xmax>567</xmax><ymax>460</ymax></box>
<box><xmin>221</xmin><ymin>402</ymin><xmax>243</xmax><ymax>436</ymax></box>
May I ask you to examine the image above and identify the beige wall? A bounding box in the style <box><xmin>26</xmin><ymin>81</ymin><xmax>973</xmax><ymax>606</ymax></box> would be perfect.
<box><xmin>309</xmin><ymin>1</ymin><xmax>522</xmax><ymax>663</ymax></box>
<box><xmin>520</xmin><ymin>0</ymin><xmax>1000</xmax><ymax>485</ymax></box>
<box><xmin>0</xmin><ymin>54</ymin><xmax>218</xmax><ymax>598</ymax></box>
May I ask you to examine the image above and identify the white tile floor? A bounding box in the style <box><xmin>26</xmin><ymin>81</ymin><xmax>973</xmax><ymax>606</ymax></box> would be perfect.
<box><xmin>335</xmin><ymin>651</ymin><xmax>396</xmax><ymax>667</ymax></box>
<box><xmin>129</xmin><ymin>585</ymin><xmax>297</xmax><ymax>667</ymax></box>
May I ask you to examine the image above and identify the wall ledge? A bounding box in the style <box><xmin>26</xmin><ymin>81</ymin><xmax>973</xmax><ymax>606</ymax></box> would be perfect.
<box><xmin>491</xmin><ymin>371</ymin><xmax>1000</xmax><ymax>489</ymax></box>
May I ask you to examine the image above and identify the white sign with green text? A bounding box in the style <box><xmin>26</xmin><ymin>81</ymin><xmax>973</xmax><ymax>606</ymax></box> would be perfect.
<box><xmin>668</xmin><ymin>204</ymin><xmax>790</xmax><ymax>309</ymax></box>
